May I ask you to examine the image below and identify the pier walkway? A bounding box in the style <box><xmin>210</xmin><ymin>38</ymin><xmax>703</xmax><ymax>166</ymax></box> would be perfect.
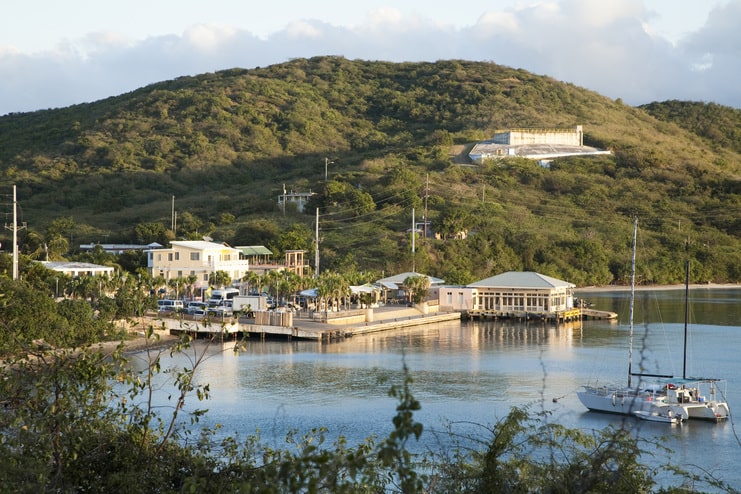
<box><xmin>158</xmin><ymin>306</ymin><xmax>462</xmax><ymax>342</ymax></box>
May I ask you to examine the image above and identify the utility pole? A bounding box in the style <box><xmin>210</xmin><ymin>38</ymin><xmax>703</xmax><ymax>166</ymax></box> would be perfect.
<box><xmin>324</xmin><ymin>157</ymin><xmax>334</xmax><ymax>182</ymax></box>
<box><xmin>12</xmin><ymin>185</ymin><xmax>19</xmax><ymax>280</ymax></box>
<box><xmin>411</xmin><ymin>208</ymin><xmax>415</xmax><ymax>273</ymax></box>
<box><xmin>282</xmin><ymin>184</ymin><xmax>287</xmax><ymax>216</ymax></box>
<box><xmin>171</xmin><ymin>195</ymin><xmax>175</xmax><ymax>231</ymax></box>
<box><xmin>423</xmin><ymin>173</ymin><xmax>429</xmax><ymax>241</ymax></box>
<box><xmin>314</xmin><ymin>208</ymin><xmax>320</xmax><ymax>278</ymax></box>
<box><xmin>4</xmin><ymin>185</ymin><xmax>26</xmax><ymax>280</ymax></box>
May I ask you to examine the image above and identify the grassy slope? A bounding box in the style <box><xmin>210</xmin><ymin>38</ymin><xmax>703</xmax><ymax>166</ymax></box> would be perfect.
<box><xmin>0</xmin><ymin>57</ymin><xmax>739</xmax><ymax>284</ymax></box>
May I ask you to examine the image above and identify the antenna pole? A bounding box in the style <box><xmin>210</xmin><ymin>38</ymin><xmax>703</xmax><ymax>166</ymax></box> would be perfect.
<box><xmin>628</xmin><ymin>217</ymin><xmax>637</xmax><ymax>388</ymax></box>
<box><xmin>683</xmin><ymin>260</ymin><xmax>690</xmax><ymax>379</ymax></box>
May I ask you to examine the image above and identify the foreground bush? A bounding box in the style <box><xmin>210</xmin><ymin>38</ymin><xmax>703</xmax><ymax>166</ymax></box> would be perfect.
<box><xmin>0</xmin><ymin>329</ymin><xmax>734</xmax><ymax>493</ymax></box>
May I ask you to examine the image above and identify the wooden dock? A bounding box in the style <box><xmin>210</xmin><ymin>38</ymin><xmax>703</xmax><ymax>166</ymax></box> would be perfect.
<box><xmin>581</xmin><ymin>308</ymin><xmax>618</xmax><ymax>320</ymax></box>
<box><xmin>464</xmin><ymin>307</ymin><xmax>617</xmax><ymax>322</ymax></box>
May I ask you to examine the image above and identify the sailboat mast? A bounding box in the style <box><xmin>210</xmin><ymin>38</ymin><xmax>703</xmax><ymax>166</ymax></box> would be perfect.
<box><xmin>683</xmin><ymin>260</ymin><xmax>690</xmax><ymax>380</ymax></box>
<box><xmin>628</xmin><ymin>217</ymin><xmax>637</xmax><ymax>388</ymax></box>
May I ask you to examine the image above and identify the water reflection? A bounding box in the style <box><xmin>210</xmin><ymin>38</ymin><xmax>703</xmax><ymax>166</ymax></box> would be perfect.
<box><xmin>131</xmin><ymin>289</ymin><xmax>741</xmax><ymax>489</ymax></box>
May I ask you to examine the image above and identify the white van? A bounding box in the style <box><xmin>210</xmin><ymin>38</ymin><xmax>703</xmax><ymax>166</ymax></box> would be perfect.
<box><xmin>157</xmin><ymin>299</ymin><xmax>184</xmax><ymax>312</ymax></box>
<box><xmin>208</xmin><ymin>287</ymin><xmax>240</xmax><ymax>307</ymax></box>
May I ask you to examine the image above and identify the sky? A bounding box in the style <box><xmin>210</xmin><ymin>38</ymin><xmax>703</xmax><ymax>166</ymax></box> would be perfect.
<box><xmin>0</xmin><ymin>0</ymin><xmax>739</xmax><ymax>116</ymax></box>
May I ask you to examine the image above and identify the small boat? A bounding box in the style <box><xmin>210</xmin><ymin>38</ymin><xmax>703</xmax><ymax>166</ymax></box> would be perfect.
<box><xmin>633</xmin><ymin>409</ymin><xmax>682</xmax><ymax>425</ymax></box>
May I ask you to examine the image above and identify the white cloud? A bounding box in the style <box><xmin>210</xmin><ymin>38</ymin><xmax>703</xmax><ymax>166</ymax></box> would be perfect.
<box><xmin>0</xmin><ymin>0</ymin><xmax>739</xmax><ymax>115</ymax></box>
<box><xmin>285</xmin><ymin>21</ymin><xmax>324</xmax><ymax>40</ymax></box>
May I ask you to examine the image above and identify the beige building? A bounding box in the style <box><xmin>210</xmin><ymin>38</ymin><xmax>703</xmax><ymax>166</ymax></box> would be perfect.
<box><xmin>285</xmin><ymin>250</ymin><xmax>307</xmax><ymax>277</ymax></box>
<box><xmin>468</xmin><ymin>125</ymin><xmax>611</xmax><ymax>165</ymax></box>
<box><xmin>145</xmin><ymin>240</ymin><xmax>249</xmax><ymax>285</ymax></box>
<box><xmin>491</xmin><ymin>126</ymin><xmax>584</xmax><ymax>146</ymax></box>
<box><xmin>439</xmin><ymin>271</ymin><xmax>576</xmax><ymax>316</ymax></box>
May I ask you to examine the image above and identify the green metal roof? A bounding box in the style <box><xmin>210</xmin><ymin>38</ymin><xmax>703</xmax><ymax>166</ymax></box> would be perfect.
<box><xmin>236</xmin><ymin>246</ymin><xmax>274</xmax><ymax>256</ymax></box>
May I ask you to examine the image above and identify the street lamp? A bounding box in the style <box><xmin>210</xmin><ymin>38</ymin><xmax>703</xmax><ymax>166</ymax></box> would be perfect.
<box><xmin>324</xmin><ymin>157</ymin><xmax>334</xmax><ymax>182</ymax></box>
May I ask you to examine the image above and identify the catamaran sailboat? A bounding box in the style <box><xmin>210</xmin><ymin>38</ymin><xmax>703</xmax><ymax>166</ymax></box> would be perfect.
<box><xmin>577</xmin><ymin>219</ymin><xmax>730</xmax><ymax>422</ymax></box>
<box><xmin>659</xmin><ymin>260</ymin><xmax>729</xmax><ymax>421</ymax></box>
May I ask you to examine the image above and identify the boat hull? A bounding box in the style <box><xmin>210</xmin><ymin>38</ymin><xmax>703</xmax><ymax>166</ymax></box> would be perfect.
<box><xmin>673</xmin><ymin>402</ymin><xmax>729</xmax><ymax>422</ymax></box>
<box><xmin>577</xmin><ymin>386</ymin><xmax>659</xmax><ymax>416</ymax></box>
<box><xmin>633</xmin><ymin>410</ymin><xmax>681</xmax><ymax>424</ymax></box>
<box><xmin>665</xmin><ymin>382</ymin><xmax>729</xmax><ymax>421</ymax></box>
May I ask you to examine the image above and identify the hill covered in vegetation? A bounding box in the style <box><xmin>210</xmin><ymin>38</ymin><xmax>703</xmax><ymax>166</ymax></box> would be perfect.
<box><xmin>0</xmin><ymin>56</ymin><xmax>739</xmax><ymax>285</ymax></box>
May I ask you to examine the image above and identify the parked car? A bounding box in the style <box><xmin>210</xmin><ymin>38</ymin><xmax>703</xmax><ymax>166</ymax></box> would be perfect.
<box><xmin>185</xmin><ymin>301</ymin><xmax>208</xmax><ymax>315</ymax></box>
<box><xmin>207</xmin><ymin>306</ymin><xmax>233</xmax><ymax>318</ymax></box>
<box><xmin>190</xmin><ymin>309</ymin><xmax>207</xmax><ymax>320</ymax></box>
<box><xmin>158</xmin><ymin>299</ymin><xmax>184</xmax><ymax>312</ymax></box>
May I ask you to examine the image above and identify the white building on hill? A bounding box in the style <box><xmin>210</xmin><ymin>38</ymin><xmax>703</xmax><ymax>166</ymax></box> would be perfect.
<box><xmin>468</xmin><ymin>125</ymin><xmax>611</xmax><ymax>166</ymax></box>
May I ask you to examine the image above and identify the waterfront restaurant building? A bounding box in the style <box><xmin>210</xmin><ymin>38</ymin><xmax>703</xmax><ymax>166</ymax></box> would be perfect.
<box><xmin>438</xmin><ymin>271</ymin><xmax>576</xmax><ymax>316</ymax></box>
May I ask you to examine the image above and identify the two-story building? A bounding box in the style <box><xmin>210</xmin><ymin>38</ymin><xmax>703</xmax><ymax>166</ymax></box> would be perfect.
<box><xmin>145</xmin><ymin>240</ymin><xmax>249</xmax><ymax>285</ymax></box>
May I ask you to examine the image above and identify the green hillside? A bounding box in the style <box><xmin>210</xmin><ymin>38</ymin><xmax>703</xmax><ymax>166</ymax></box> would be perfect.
<box><xmin>0</xmin><ymin>56</ymin><xmax>740</xmax><ymax>285</ymax></box>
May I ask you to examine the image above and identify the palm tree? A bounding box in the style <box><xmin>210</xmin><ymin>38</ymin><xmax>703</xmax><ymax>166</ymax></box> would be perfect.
<box><xmin>151</xmin><ymin>275</ymin><xmax>167</xmax><ymax>299</ymax></box>
<box><xmin>242</xmin><ymin>271</ymin><xmax>262</xmax><ymax>295</ymax></box>
<box><xmin>211</xmin><ymin>270</ymin><xmax>232</xmax><ymax>289</ymax></box>
<box><xmin>403</xmin><ymin>275</ymin><xmax>431</xmax><ymax>305</ymax></box>
<box><xmin>280</xmin><ymin>271</ymin><xmax>303</xmax><ymax>307</ymax></box>
<box><xmin>184</xmin><ymin>274</ymin><xmax>198</xmax><ymax>300</ymax></box>
<box><xmin>316</xmin><ymin>272</ymin><xmax>350</xmax><ymax>315</ymax></box>
<box><xmin>263</xmin><ymin>270</ymin><xmax>282</xmax><ymax>303</ymax></box>
<box><xmin>166</xmin><ymin>277</ymin><xmax>185</xmax><ymax>300</ymax></box>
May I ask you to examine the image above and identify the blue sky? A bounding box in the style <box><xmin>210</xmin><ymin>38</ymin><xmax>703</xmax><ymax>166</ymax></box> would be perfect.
<box><xmin>0</xmin><ymin>0</ymin><xmax>738</xmax><ymax>115</ymax></box>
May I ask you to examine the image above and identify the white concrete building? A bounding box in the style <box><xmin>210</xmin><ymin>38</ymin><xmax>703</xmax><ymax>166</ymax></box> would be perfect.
<box><xmin>41</xmin><ymin>261</ymin><xmax>115</xmax><ymax>277</ymax></box>
<box><xmin>468</xmin><ymin>125</ymin><xmax>611</xmax><ymax>165</ymax></box>
<box><xmin>438</xmin><ymin>271</ymin><xmax>576</xmax><ymax>316</ymax></box>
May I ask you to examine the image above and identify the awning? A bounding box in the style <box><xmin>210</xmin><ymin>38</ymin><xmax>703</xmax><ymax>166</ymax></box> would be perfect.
<box><xmin>350</xmin><ymin>285</ymin><xmax>376</xmax><ymax>294</ymax></box>
<box><xmin>237</xmin><ymin>246</ymin><xmax>274</xmax><ymax>256</ymax></box>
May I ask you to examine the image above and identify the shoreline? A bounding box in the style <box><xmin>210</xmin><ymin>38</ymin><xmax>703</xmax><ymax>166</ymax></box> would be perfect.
<box><xmin>575</xmin><ymin>283</ymin><xmax>741</xmax><ymax>293</ymax></box>
<box><xmin>94</xmin><ymin>325</ymin><xmax>179</xmax><ymax>356</ymax></box>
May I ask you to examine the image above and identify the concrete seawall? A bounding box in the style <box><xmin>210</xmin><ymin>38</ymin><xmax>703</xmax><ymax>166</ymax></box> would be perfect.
<box><xmin>159</xmin><ymin>307</ymin><xmax>461</xmax><ymax>341</ymax></box>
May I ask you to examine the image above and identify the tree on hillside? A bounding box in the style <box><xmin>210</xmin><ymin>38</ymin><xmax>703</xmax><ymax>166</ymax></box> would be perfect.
<box><xmin>231</xmin><ymin>219</ymin><xmax>281</xmax><ymax>247</ymax></box>
<box><xmin>134</xmin><ymin>222</ymin><xmax>171</xmax><ymax>245</ymax></box>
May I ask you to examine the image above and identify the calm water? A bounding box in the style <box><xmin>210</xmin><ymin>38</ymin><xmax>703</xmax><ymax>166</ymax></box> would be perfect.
<box><xmin>130</xmin><ymin>288</ymin><xmax>741</xmax><ymax>489</ymax></box>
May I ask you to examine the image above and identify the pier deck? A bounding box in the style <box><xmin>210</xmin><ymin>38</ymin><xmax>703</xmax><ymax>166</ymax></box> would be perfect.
<box><xmin>158</xmin><ymin>306</ymin><xmax>461</xmax><ymax>341</ymax></box>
